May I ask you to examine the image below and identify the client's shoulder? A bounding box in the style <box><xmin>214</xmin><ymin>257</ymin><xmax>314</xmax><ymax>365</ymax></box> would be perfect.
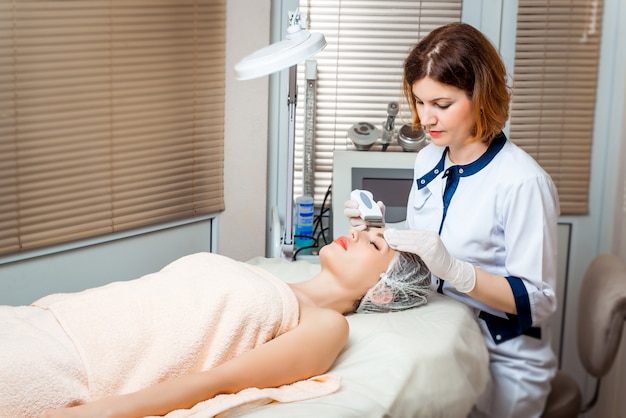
<box><xmin>293</xmin><ymin>305</ymin><xmax>349</xmax><ymax>372</ymax></box>
<box><xmin>299</xmin><ymin>304</ymin><xmax>349</xmax><ymax>337</ymax></box>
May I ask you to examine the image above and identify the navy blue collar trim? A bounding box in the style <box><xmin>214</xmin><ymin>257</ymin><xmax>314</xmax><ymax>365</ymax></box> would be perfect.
<box><xmin>417</xmin><ymin>132</ymin><xmax>507</xmax><ymax>190</ymax></box>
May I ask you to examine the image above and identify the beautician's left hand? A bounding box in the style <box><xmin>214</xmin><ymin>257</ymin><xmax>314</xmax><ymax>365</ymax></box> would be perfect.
<box><xmin>384</xmin><ymin>229</ymin><xmax>476</xmax><ymax>293</ymax></box>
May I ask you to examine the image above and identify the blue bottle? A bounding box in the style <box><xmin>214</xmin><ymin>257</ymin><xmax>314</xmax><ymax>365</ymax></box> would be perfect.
<box><xmin>294</xmin><ymin>195</ymin><xmax>315</xmax><ymax>249</ymax></box>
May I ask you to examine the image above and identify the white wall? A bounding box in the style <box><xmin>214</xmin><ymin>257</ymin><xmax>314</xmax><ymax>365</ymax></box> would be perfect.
<box><xmin>219</xmin><ymin>0</ymin><xmax>272</xmax><ymax>261</ymax></box>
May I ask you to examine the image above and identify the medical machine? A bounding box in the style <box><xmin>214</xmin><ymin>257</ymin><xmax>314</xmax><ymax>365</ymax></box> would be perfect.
<box><xmin>332</xmin><ymin>150</ymin><xmax>416</xmax><ymax>239</ymax></box>
<box><xmin>398</xmin><ymin>124</ymin><xmax>428</xmax><ymax>152</ymax></box>
<box><xmin>346</xmin><ymin>122</ymin><xmax>381</xmax><ymax>151</ymax></box>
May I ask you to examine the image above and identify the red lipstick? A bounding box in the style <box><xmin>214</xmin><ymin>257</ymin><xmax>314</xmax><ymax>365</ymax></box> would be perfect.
<box><xmin>334</xmin><ymin>236</ymin><xmax>348</xmax><ymax>250</ymax></box>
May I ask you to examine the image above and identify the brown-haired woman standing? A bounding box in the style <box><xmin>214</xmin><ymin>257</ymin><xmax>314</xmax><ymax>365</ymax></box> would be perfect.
<box><xmin>347</xmin><ymin>22</ymin><xmax>560</xmax><ymax>418</ymax></box>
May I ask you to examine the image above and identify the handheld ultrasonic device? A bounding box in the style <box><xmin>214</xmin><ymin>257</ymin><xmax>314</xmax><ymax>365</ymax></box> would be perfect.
<box><xmin>350</xmin><ymin>189</ymin><xmax>385</xmax><ymax>227</ymax></box>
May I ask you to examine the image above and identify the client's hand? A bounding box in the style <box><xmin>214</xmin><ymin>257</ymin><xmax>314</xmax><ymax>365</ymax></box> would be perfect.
<box><xmin>343</xmin><ymin>199</ymin><xmax>386</xmax><ymax>230</ymax></box>
<box><xmin>41</xmin><ymin>408</ymin><xmax>85</xmax><ymax>418</ymax></box>
<box><xmin>383</xmin><ymin>229</ymin><xmax>476</xmax><ymax>293</ymax></box>
<box><xmin>41</xmin><ymin>403</ymin><xmax>112</xmax><ymax>418</ymax></box>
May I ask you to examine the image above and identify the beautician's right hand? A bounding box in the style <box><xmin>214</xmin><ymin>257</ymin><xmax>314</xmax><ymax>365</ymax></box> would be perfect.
<box><xmin>343</xmin><ymin>199</ymin><xmax>386</xmax><ymax>230</ymax></box>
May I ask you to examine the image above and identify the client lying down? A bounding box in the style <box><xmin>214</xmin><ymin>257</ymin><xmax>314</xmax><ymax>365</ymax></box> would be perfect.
<box><xmin>0</xmin><ymin>227</ymin><xmax>430</xmax><ymax>418</ymax></box>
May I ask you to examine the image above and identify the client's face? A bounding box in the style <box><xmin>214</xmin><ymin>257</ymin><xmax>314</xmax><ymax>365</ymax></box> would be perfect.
<box><xmin>320</xmin><ymin>227</ymin><xmax>396</xmax><ymax>293</ymax></box>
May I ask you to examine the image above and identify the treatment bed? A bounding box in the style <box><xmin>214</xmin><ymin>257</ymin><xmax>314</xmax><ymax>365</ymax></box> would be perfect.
<box><xmin>234</xmin><ymin>256</ymin><xmax>491</xmax><ymax>418</ymax></box>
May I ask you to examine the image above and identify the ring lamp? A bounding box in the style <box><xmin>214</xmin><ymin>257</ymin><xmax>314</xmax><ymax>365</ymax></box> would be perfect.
<box><xmin>234</xmin><ymin>19</ymin><xmax>326</xmax><ymax>80</ymax></box>
<box><xmin>234</xmin><ymin>10</ymin><xmax>327</xmax><ymax>261</ymax></box>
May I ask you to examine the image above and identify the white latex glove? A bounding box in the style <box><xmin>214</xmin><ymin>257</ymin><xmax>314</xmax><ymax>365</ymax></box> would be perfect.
<box><xmin>383</xmin><ymin>228</ymin><xmax>476</xmax><ymax>293</ymax></box>
<box><xmin>343</xmin><ymin>199</ymin><xmax>386</xmax><ymax>230</ymax></box>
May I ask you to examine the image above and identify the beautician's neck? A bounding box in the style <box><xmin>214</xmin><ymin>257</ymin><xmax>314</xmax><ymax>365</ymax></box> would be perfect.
<box><xmin>448</xmin><ymin>140</ymin><xmax>487</xmax><ymax>165</ymax></box>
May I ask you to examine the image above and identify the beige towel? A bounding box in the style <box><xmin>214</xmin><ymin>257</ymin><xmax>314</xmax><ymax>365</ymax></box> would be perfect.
<box><xmin>0</xmin><ymin>253</ymin><xmax>339</xmax><ymax>417</ymax></box>
<box><xmin>155</xmin><ymin>374</ymin><xmax>341</xmax><ymax>418</ymax></box>
<box><xmin>0</xmin><ymin>305</ymin><xmax>90</xmax><ymax>418</ymax></box>
<box><xmin>34</xmin><ymin>253</ymin><xmax>299</xmax><ymax>399</ymax></box>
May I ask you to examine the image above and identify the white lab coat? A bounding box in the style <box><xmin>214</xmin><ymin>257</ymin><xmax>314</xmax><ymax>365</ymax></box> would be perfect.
<box><xmin>406</xmin><ymin>133</ymin><xmax>559</xmax><ymax>418</ymax></box>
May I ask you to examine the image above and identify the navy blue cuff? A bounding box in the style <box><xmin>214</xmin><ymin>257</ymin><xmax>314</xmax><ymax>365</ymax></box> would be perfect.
<box><xmin>505</xmin><ymin>275</ymin><xmax>533</xmax><ymax>332</ymax></box>
<box><xmin>478</xmin><ymin>276</ymin><xmax>541</xmax><ymax>344</ymax></box>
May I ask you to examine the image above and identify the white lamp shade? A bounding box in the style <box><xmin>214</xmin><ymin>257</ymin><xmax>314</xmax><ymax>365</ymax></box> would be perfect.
<box><xmin>234</xmin><ymin>25</ymin><xmax>326</xmax><ymax>80</ymax></box>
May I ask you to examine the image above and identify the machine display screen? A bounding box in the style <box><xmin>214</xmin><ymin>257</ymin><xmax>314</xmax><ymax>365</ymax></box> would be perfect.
<box><xmin>353</xmin><ymin>168</ymin><xmax>414</xmax><ymax>224</ymax></box>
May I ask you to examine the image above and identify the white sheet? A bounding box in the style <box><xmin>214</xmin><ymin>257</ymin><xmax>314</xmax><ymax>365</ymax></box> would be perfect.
<box><xmin>239</xmin><ymin>257</ymin><xmax>491</xmax><ymax>418</ymax></box>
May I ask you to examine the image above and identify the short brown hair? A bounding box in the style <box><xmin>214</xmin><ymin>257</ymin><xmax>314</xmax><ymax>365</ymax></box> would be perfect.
<box><xmin>402</xmin><ymin>22</ymin><xmax>510</xmax><ymax>144</ymax></box>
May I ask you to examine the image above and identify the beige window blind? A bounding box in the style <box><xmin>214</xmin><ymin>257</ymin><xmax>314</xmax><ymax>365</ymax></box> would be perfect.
<box><xmin>295</xmin><ymin>1</ymin><xmax>463</xmax><ymax>204</ymax></box>
<box><xmin>0</xmin><ymin>0</ymin><xmax>225</xmax><ymax>256</ymax></box>
<box><xmin>509</xmin><ymin>0</ymin><xmax>603</xmax><ymax>215</ymax></box>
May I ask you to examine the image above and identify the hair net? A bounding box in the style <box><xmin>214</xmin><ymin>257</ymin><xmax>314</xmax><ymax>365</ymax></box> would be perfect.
<box><xmin>355</xmin><ymin>251</ymin><xmax>431</xmax><ymax>314</ymax></box>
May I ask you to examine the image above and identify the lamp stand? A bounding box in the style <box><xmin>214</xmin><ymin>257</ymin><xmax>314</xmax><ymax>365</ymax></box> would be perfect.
<box><xmin>233</xmin><ymin>10</ymin><xmax>326</xmax><ymax>261</ymax></box>
<box><xmin>281</xmin><ymin>64</ymin><xmax>298</xmax><ymax>260</ymax></box>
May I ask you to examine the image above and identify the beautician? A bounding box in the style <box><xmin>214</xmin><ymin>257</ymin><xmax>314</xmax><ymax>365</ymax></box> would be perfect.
<box><xmin>345</xmin><ymin>22</ymin><xmax>560</xmax><ymax>418</ymax></box>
